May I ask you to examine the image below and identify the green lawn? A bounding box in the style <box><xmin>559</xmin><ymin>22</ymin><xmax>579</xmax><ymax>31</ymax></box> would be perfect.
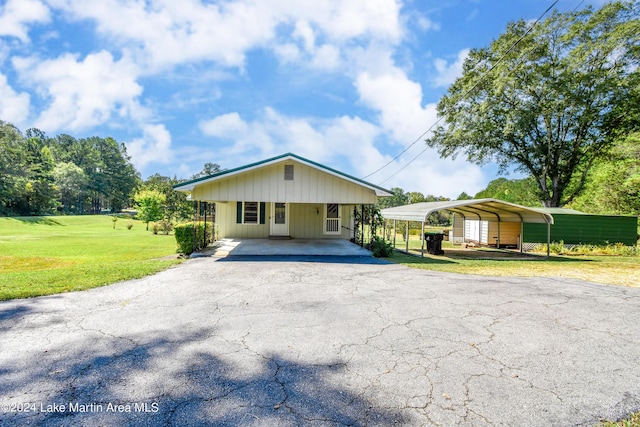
<box><xmin>388</xmin><ymin>235</ymin><xmax>639</xmax><ymax>288</ymax></box>
<box><xmin>599</xmin><ymin>412</ymin><xmax>640</xmax><ymax>427</ymax></box>
<box><xmin>0</xmin><ymin>216</ymin><xmax>182</xmax><ymax>300</ymax></box>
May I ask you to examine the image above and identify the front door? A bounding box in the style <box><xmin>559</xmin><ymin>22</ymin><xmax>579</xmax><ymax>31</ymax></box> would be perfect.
<box><xmin>270</xmin><ymin>202</ymin><xmax>289</xmax><ymax>236</ymax></box>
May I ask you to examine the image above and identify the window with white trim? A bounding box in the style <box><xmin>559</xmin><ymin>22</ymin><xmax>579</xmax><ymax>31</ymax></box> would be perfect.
<box><xmin>236</xmin><ymin>201</ymin><xmax>265</xmax><ymax>225</ymax></box>
<box><xmin>244</xmin><ymin>202</ymin><xmax>258</xmax><ymax>224</ymax></box>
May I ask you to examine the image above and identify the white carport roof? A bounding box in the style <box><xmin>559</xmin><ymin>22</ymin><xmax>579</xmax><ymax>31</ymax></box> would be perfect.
<box><xmin>380</xmin><ymin>198</ymin><xmax>553</xmax><ymax>224</ymax></box>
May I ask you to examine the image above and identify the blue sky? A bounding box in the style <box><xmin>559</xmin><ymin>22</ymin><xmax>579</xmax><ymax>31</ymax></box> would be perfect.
<box><xmin>0</xmin><ymin>0</ymin><xmax>603</xmax><ymax>197</ymax></box>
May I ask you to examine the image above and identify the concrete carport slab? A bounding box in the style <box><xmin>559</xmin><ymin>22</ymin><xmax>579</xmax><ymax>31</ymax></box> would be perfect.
<box><xmin>202</xmin><ymin>238</ymin><xmax>373</xmax><ymax>257</ymax></box>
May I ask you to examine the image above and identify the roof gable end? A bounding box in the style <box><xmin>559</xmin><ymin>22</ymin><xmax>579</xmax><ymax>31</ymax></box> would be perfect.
<box><xmin>173</xmin><ymin>153</ymin><xmax>392</xmax><ymax>196</ymax></box>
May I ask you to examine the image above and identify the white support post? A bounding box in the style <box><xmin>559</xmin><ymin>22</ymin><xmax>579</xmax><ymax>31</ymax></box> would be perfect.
<box><xmin>405</xmin><ymin>220</ymin><xmax>409</xmax><ymax>253</ymax></box>
<box><xmin>421</xmin><ymin>220</ymin><xmax>425</xmax><ymax>257</ymax></box>
<box><xmin>393</xmin><ymin>220</ymin><xmax>396</xmax><ymax>250</ymax></box>
<box><xmin>520</xmin><ymin>222</ymin><xmax>524</xmax><ymax>253</ymax></box>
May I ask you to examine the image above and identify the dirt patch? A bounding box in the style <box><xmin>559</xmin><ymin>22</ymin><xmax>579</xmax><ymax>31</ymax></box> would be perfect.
<box><xmin>0</xmin><ymin>255</ymin><xmax>77</xmax><ymax>272</ymax></box>
<box><xmin>406</xmin><ymin>247</ymin><xmax>543</xmax><ymax>260</ymax></box>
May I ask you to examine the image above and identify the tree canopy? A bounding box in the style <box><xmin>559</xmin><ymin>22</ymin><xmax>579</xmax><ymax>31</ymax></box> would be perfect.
<box><xmin>0</xmin><ymin>121</ymin><xmax>140</xmax><ymax>215</ymax></box>
<box><xmin>474</xmin><ymin>177</ymin><xmax>541</xmax><ymax>207</ymax></box>
<box><xmin>570</xmin><ymin>132</ymin><xmax>640</xmax><ymax>215</ymax></box>
<box><xmin>426</xmin><ymin>1</ymin><xmax>640</xmax><ymax>207</ymax></box>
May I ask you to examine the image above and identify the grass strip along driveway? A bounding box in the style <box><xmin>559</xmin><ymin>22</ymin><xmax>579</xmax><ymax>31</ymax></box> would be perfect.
<box><xmin>0</xmin><ymin>216</ymin><xmax>181</xmax><ymax>300</ymax></box>
<box><xmin>390</xmin><ymin>241</ymin><xmax>639</xmax><ymax>288</ymax></box>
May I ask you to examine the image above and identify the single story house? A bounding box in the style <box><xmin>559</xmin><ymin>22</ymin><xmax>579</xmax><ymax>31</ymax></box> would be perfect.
<box><xmin>174</xmin><ymin>153</ymin><xmax>392</xmax><ymax>240</ymax></box>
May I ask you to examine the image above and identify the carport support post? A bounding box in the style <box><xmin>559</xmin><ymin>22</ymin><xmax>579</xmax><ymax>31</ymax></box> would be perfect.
<box><xmin>360</xmin><ymin>204</ymin><xmax>365</xmax><ymax>248</ymax></box>
<box><xmin>393</xmin><ymin>220</ymin><xmax>396</xmax><ymax>249</ymax></box>
<box><xmin>520</xmin><ymin>222</ymin><xmax>524</xmax><ymax>253</ymax></box>
<box><xmin>203</xmin><ymin>202</ymin><xmax>207</xmax><ymax>249</ymax></box>
<box><xmin>421</xmin><ymin>220</ymin><xmax>425</xmax><ymax>257</ymax></box>
<box><xmin>547</xmin><ymin>222</ymin><xmax>551</xmax><ymax>257</ymax></box>
<box><xmin>405</xmin><ymin>220</ymin><xmax>409</xmax><ymax>253</ymax></box>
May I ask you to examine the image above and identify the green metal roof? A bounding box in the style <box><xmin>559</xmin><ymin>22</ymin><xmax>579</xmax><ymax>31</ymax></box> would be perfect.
<box><xmin>532</xmin><ymin>208</ymin><xmax>588</xmax><ymax>215</ymax></box>
<box><xmin>173</xmin><ymin>152</ymin><xmax>393</xmax><ymax>196</ymax></box>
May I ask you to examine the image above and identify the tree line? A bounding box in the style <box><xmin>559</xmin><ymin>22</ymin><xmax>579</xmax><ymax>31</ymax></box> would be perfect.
<box><xmin>0</xmin><ymin>120</ymin><xmax>215</xmax><ymax>220</ymax></box>
<box><xmin>0</xmin><ymin>121</ymin><xmax>139</xmax><ymax>215</ymax></box>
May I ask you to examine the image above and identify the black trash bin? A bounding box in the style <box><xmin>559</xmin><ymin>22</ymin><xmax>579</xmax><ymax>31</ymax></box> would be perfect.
<box><xmin>425</xmin><ymin>232</ymin><xmax>445</xmax><ymax>255</ymax></box>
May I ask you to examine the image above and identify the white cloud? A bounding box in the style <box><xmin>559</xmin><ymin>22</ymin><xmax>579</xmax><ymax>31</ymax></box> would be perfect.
<box><xmin>126</xmin><ymin>124</ymin><xmax>173</xmax><ymax>171</ymax></box>
<box><xmin>198</xmin><ymin>107</ymin><xmax>383</xmax><ymax>179</ymax></box>
<box><xmin>433</xmin><ymin>48</ymin><xmax>469</xmax><ymax>87</ymax></box>
<box><xmin>12</xmin><ymin>50</ymin><xmax>143</xmax><ymax>132</ymax></box>
<box><xmin>310</xmin><ymin>44</ymin><xmax>341</xmax><ymax>70</ymax></box>
<box><xmin>44</xmin><ymin>0</ymin><xmax>276</xmax><ymax>71</ymax></box>
<box><xmin>196</xmin><ymin>106</ymin><xmax>486</xmax><ymax>198</ymax></box>
<box><xmin>355</xmin><ymin>69</ymin><xmax>438</xmax><ymax>144</ymax></box>
<box><xmin>273</xmin><ymin>43</ymin><xmax>302</xmax><ymax>64</ymax></box>
<box><xmin>199</xmin><ymin>111</ymin><xmax>274</xmax><ymax>156</ymax></box>
<box><xmin>379</xmin><ymin>153</ymin><xmax>487</xmax><ymax>198</ymax></box>
<box><xmin>293</xmin><ymin>20</ymin><xmax>316</xmax><ymax>52</ymax></box>
<box><xmin>415</xmin><ymin>15</ymin><xmax>440</xmax><ymax>32</ymax></box>
<box><xmin>0</xmin><ymin>73</ymin><xmax>30</xmax><ymax>125</ymax></box>
<box><xmin>44</xmin><ymin>0</ymin><xmax>402</xmax><ymax>72</ymax></box>
<box><xmin>199</xmin><ymin>113</ymin><xmax>249</xmax><ymax>138</ymax></box>
<box><xmin>0</xmin><ymin>0</ymin><xmax>50</xmax><ymax>42</ymax></box>
<box><xmin>316</xmin><ymin>0</ymin><xmax>402</xmax><ymax>42</ymax></box>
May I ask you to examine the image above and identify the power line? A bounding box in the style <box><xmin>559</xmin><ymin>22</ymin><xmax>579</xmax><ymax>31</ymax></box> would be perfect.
<box><xmin>363</xmin><ymin>0</ymin><xmax>560</xmax><ymax>186</ymax></box>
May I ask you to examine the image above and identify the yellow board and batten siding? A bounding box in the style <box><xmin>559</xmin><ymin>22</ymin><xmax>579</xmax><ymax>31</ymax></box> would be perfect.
<box><xmin>191</xmin><ymin>161</ymin><xmax>378</xmax><ymax>204</ymax></box>
<box><xmin>191</xmin><ymin>160</ymin><xmax>375</xmax><ymax>239</ymax></box>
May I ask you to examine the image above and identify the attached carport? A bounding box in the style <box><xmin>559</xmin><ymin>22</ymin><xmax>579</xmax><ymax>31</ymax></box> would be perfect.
<box><xmin>380</xmin><ymin>198</ymin><xmax>554</xmax><ymax>256</ymax></box>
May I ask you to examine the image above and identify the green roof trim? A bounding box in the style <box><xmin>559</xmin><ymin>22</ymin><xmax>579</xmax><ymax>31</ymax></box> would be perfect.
<box><xmin>173</xmin><ymin>152</ymin><xmax>393</xmax><ymax>195</ymax></box>
<box><xmin>533</xmin><ymin>208</ymin><xmax>588</xmax><ymax>215</ymax></box>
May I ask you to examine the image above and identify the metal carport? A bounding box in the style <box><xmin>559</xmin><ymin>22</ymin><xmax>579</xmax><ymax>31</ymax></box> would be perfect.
<box><xmin>380</xmin><ymin>198</ymin><xmax>554</xmax><ymax>256</ymax></box>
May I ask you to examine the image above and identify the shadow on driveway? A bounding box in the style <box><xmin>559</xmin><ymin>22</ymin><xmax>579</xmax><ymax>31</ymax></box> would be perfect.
<box><xmin>0</xmin><ymin>328</ymin><xmax>407</xmax><ymax>426</ymax></box>
<box><xmin>216</xmin><ymin>255</ymin><xmax>392</xmax><ymax>264</ymax></box>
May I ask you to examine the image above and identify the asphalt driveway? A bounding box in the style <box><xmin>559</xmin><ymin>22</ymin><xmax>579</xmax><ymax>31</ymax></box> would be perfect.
<box><xmin>1</xmin><ymin>256</ymin><xmax>639</xmax><ymax>426</ymax></box>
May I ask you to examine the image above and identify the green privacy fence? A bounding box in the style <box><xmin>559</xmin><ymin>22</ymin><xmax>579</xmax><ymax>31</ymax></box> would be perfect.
<box><xmin>524</xmin><ymin>212</ymin><xmax>638</xmax><ymax>246</ymax></box>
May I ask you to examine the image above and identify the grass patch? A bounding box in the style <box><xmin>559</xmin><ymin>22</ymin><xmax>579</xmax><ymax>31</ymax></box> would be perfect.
<box><xmin>0</xmin><ymin>216</ymin><xmax>182</xmax><ymax>300</ymax></box>
<box><xmin>388</xmin><ymin>236</ymin><xmax>639</xmax><ymax>287</ymax></box>
<box><xmin>599</xmin><ymin>411</ymin><xmax>640</xmax><ymax>427</ymax></box>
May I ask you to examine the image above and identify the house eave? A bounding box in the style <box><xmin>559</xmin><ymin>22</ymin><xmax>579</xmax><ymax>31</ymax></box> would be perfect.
<box><xmin>173</xmin><ymin>153</ymin><xmax>392</xmax><ymax>197</ymax></box>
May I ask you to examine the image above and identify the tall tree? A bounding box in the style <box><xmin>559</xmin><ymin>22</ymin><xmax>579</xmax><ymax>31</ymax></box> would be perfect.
<box><xmin>0</xmin><ymin>121</ymin><xmax>27</xmax><ymax>215</ymax></box>
<box><xmin>377</xmin><ymin>187</ymin><xmax>408</xmax><ymax>209</ymax></box>
<box><xmin>570</xmin><ymin>132</ymin><xmax>640</xmax><ymax>215</ymax></box>
<box><xmin>426</xmin><ymin>2</ymin><xmax>640</xmax><ymax>207</ymax></box>
<box><xmin>144</xmin><ymin>174</ymin><xmax>193</xmax><ymax>222</ymax></box>
<box><xmin>53</xmin><ymin>162</ymin><xmax>88</xmax><ymax>214</ymax></box>
<box><xmin>134</xmin><ymin>190</ymin><xmax>166</xmax><ymax>230</ymax></box>
<box><xmin>191</xmin><ymin>162</ymin><xmax>223</xmax><ymax>179</ymax></box>
<box><xmin>474</xmin><ymin>177</ymin><xmax>541</xmax><ymax>206</ymax></box>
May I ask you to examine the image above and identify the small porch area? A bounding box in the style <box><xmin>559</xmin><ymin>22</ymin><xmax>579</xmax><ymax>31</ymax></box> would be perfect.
<box><xmin>202</xmin><ymin>238</ymin><xmax>373</xmax><ymax>257</ymax></box>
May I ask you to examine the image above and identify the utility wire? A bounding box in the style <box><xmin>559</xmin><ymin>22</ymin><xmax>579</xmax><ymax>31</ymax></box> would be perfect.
<box><xmin>363</xmin><ymin>0</ymin><xmax>560</xmax><ymax>186</ymax></box>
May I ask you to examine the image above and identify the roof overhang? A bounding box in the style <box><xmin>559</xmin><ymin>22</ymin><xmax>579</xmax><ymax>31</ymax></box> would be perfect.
<box><xmin>381</xmin><ymin>198</ymin><xmax>554</xmax><ymax>224</ymax></box>
<box><xmin>173</xmin><ymin>153</ymin><xmax>393</xmax><ymax>197</ymax></box>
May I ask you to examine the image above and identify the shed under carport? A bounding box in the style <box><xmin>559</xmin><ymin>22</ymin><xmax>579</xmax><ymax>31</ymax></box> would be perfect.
<box><xmin>380</xmin><ymin>198</ymin><xmax>554</xmax><ymax>256</ymax></box>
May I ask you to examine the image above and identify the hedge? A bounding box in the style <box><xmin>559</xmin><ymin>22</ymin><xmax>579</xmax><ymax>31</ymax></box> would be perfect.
<box><xmin>174</xmin><ymin>222</ymin><xmax>212</xmax><ymax>256</ymax></box>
